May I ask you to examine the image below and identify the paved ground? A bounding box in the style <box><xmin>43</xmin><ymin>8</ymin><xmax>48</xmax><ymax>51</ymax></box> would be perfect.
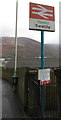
<box><xmin>2</xmin><ymin>79</ymin><xmax>26</xmax><ymax>118</ymax></box>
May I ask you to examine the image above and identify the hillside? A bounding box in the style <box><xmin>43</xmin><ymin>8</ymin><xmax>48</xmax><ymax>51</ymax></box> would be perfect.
<box><xmin>2</xmin><ymin>37</ymin><xmax>59</xmax><ymax>68</ymax></box>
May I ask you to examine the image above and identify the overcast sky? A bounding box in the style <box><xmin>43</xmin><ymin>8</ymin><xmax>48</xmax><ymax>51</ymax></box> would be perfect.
<box><xmin>0</xmin><ymin>0</ymin><xmax>61</xmax><ymax>44</ymax></box>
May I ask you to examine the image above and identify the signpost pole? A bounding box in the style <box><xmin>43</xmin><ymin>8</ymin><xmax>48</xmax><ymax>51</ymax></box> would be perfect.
<box><xmin>40</xmin><ymin>31</ymin><xmax>45</xmax><ymax>119</ymax></box>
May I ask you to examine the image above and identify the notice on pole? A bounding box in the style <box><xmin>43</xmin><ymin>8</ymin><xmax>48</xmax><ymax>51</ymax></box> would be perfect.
<box><xmin>38</xmin><ymin>69</ymin><xmax>51</xmax><ymax>85</ymax></box>
<box><xmin>29</xmin><ymin>2</ymin><xmax>55</xmax><ymax>32</ymax></box>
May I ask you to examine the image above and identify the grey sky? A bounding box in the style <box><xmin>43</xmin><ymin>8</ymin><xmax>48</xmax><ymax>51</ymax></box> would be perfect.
<box><xmin>1</xmin><ymin>0</ymin><xmax>61</xmax><ymax>44</ymax></box>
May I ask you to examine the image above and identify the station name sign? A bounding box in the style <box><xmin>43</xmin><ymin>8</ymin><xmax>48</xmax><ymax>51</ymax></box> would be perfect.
<box><xmin>29</xmin><ymin>2</ymin><xmax>55</xmax><ymax>32</ymax></box>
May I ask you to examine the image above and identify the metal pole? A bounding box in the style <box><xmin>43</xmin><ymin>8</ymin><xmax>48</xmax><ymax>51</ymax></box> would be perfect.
<box><xmin>40</xmin><ymin>31</ymin><xmax>45</xmax><ymax>119</ymax></box>
<box><xmin>41</xmin><ymin>31</ymin><xmax>44</xmax><ymax>69</ymax></box>
<box><xmin>14</xmin><ymin>0</ymin><xmax>18</xmax><ymax>76</ymax></box>
<box><xmin>12</xmin><ymin>0</ymin><xmax>18</xmax><ymax>92</ymax></box>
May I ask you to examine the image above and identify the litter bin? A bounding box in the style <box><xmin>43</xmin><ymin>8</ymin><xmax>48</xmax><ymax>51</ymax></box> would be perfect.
<box><xmin>12</xmin><ymin>75</ymin><xmax>18</xmax><ymax>92</ymax></box>
<box><xmin>12</xmin><ymin>75</ymin><xmax>18</xmax><ymax>85</ymax></box>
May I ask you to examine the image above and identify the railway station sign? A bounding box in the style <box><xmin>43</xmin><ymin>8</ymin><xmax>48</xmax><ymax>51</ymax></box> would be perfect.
<box><xmin>29</xmin><ymin>2</ymin><xmax>55</xmax><ymax>32</ymax></box>
<box><xmin>38</xmin><ymin>69</ymin><xmax>51</xmax><ymax>85</ymax></box>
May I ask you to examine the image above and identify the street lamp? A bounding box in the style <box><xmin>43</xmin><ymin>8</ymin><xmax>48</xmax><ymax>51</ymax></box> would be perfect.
<box><xmin>12</xmin><ymin>0</ymin><xmax>18</xmax><ymax>90</ymax></box>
